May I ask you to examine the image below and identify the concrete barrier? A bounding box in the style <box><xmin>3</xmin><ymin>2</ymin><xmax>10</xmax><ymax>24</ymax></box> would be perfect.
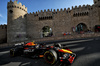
<box><xmin>0</xmin><ymin>33</ymin><xmax>100</xmax><ymax>48</ymax></box>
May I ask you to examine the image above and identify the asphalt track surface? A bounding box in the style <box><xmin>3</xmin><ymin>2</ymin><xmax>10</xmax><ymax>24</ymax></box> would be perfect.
<box><xmin>0</xmin><ymin>38</ymin><xmax>100</xmax><ymax>66</ymax></box>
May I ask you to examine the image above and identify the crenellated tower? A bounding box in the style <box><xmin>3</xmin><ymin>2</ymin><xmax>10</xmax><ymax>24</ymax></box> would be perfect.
<box><xmin>94</xmin><ymin>0</ymin><xmax>100</xmax><ymax>23</ymax></box>
<box><xmin>93</xmin><ymin>0</ymin><xmax>100</xmax><ymax>6</ymax></box>
<box><xmin>7</xmin><ymin>0</ymin><xmax>27</xmax><ymax>43</ymax></box>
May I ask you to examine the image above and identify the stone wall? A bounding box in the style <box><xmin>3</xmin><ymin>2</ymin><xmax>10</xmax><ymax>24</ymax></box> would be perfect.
<box><xmin>6</xmin><ymin>0</ymin><xmax>100</xmax><ymax>43</ymax></box>
<box><xmin>7</xmin><ymin>0</ymin><xmax>27</xmax><ymax>43</ymax></box>
<box><xmin>0</xmin><ymin>25</ymin><xmax>7</xmax><ymax>44</ymax></box>
<box><xmin>26</xmin><ymin>5</ymin><xmax>100</xmax><ymax>40</ymax></box>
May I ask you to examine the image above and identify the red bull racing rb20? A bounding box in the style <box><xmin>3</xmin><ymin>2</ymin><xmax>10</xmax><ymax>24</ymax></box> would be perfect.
<box><xmin>10</xmin><ymin>41</ymin><xmax>76</xmax><ymax>65</ymax></box>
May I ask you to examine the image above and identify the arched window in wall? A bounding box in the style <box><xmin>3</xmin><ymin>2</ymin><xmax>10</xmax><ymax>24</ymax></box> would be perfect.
<box><xmin>76</xmin><ymin>23</ymin><xmax>88</xmax><ymax>32</ymax></box>
<box><xmin>42</xmin><ymin>26</ymin><xmax>53</xmax><ymax>37</ymax></box>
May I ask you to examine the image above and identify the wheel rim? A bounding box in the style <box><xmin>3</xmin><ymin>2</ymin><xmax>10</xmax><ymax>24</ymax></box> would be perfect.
<box><xmin>44</xmin><ymin>52</ymin><xmax>55</xmax><ymax>64</ymax></box>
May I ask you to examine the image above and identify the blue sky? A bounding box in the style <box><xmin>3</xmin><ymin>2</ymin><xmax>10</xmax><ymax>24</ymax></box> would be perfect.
<box><xmin>0</xmin><ymin>0</ymin><xmax>93</xmax><ymax>25</ymax></box>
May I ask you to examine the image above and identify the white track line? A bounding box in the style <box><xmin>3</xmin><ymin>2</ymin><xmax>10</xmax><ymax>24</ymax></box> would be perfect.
<box><xmin>0</xmin><ymin>51</ymin><xmax>9</xmax><ymax>56</ymax></box>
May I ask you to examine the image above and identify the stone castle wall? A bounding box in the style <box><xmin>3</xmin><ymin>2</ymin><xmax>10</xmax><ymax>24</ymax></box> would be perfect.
<box><xmin>6</xmin><ymin>0</ymin><xmax>100</xmax><ymax>43</ymax></box>
<box><xmin>0</xmin><ymin>25</ymin><xmax>7</xmax><ymax>44</ymax></box>
<box><xmin>26</xmin><ymin>4</ymin><xmax>100</xmax><ymax>40</ymax></box>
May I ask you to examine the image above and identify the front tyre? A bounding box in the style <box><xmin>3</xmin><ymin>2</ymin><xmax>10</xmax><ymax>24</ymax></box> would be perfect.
<box><xmin>44</xmin><ymin>50</ymin><xmax>57</xmax><ymax>65</ymax></box>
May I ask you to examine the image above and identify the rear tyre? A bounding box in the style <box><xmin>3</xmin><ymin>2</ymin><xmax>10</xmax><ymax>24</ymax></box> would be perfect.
<box><xmin>10</xmin><ymin>49</ymin><xmax>16</xmax><ymax>57</ymax></box>
<box><xmin>44</xmin><ymin>50</ymin><xmax>57</xmax><ymax>65</ymax></box>
<box><xmin>10</xmin><ymin>48</ymin><xmax>22</xmax><ymax>57</ymax></box>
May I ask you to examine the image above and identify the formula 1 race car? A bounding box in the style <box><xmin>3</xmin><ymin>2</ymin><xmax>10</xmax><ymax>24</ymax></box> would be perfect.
<box><xmin>10</xmin><ymin>41</ymin><xmax>76</xmax><ymax>65</ymax></box>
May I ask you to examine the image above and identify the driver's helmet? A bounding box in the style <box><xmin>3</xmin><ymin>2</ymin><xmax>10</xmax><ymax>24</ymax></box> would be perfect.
<box><xmin>54</xmin><ymin>43</ymin><xmax>61</xmax><ymax>48</ymax></box>
<box><xmin>32</xmin><ymin>40</ymin><xmax>35</xmax><ymax>43</ymax></box>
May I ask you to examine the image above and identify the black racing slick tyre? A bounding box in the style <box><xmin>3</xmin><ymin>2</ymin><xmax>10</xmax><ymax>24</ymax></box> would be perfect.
<box><xmin>10</xmin><ymin>48</ymin><xmax>23</xmax><ymax>57</ymax></box>
<box><xmin>10</xmin><ymin>49</ymin><xmax>16</xmax><ymax>57</ymax></box>
<box><xmin>44</xmin><ymin>50</ymin><xmax>57</xmax><ymax>65</ymax></box>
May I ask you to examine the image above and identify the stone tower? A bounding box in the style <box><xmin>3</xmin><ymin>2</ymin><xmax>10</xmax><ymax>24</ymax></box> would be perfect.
<box><xmin>93</xmin><ymin>0</ymin><xmax>100</xmax><ymax>23</ymax></box>
<box><xmin>7</xmin><ymin>0</ymin><xmax>27</xmax><ymax>43</ymax></box>
<box><xmin>93</xmin><ymin>0</ymin><xmax>100</xmax><ymax>6</ymax></box>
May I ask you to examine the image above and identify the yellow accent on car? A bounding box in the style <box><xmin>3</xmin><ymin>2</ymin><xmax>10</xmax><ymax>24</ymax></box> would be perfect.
<box><xmin>31</xmin><ymin>42</ymin><xmax>36</xmax><ymax>46</ymax></box>
<box><xmin>62</xmin><ymin>49</ymin><xmax>72</xmax><ymax>54</ymax></box>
